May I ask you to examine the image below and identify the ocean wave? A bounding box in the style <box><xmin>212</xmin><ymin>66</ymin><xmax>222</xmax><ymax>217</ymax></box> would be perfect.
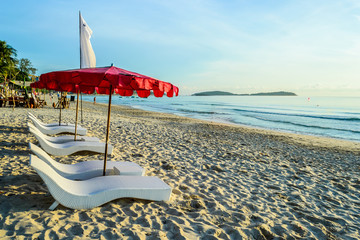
<box><xmin>239</xmin><ymin>114</ymin><xmax>360</xmax><ymax>134</ymax></box>
<box><xmin>176</xmin><ymin>108</ymin><xmax>228</xmax><ymax>115</ymax></box>
<box><xmin>233</xmin><ymin>108</ymin><xmax>360</xmax><ymax>122</ymax></box>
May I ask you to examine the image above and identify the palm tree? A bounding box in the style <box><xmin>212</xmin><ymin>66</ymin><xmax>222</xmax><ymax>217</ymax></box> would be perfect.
<box><xmin>0</xmin><ymin>40</ymin><xmax>17</xmax><ymax>82</ymax></box>
<box><xmin>1</xmin><ymin>59</ymin><xmax>18</xmax><ymax>82</ymax></box>
<box><xmin>18</xmin><ymin>58</ymin><xmax>37</xmax><ymax>81</ymax></box>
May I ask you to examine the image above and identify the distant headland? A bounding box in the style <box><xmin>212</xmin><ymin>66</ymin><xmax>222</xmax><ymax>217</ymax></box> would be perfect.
<box><xmin>192</xmin><ymin>91</ymin><xmax>297</xmax><ymax>96</ymax></box>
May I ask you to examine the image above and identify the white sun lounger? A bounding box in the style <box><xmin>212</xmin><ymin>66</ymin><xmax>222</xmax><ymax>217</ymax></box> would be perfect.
<box><xmin>29</xmin><ymin>143</ymin><xmax>144</xmax><ymax>179</ymax></box>
<box><xmin>28</xmin><ymin>113</ymin><xmax>87</xmax><ymax>135</ymax></box>
<box><xmin>28</xmin><ymin>112</ymin><xmax>75</xmax><ymax>127</ymax></box>
<box><xmin>28</xmin><ymin>122</ymin><xmax>99</xmax><ymax>143</ymax></box>
<box><xmin>29</xmin><ymin>127</ymin><xmax>113</xmax><ymax>156</ymax></box>
<box><xmin>30</xmin><ymin>155</ymin><xmax>171</xmax><ymax>210</ymax></box>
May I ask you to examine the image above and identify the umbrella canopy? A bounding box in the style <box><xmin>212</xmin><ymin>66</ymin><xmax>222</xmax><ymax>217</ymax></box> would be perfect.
<box><xmin>30</xmin><ymin>66</ymin><xmax>179</xmax><ymax>176</ymax></box>
<box><xmin>32</xmin><ymin>66</ymin><xmax>179</xmax><ymax>97</ymax></box>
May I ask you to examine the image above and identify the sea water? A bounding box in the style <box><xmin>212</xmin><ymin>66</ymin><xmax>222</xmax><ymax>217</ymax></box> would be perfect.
<box><xmin>82</xmin><ymin>95</ymin><xmax>360</xmax><ymax>142</ymax></box>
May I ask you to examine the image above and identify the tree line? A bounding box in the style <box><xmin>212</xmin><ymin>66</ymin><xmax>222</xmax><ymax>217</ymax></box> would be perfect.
<box><xmin>0</xmin><ymin>40</ymin><xmax>37</xmax><ymax>83</ymax></box>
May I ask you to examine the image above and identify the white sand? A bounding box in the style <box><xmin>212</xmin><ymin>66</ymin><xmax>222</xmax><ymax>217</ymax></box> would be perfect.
<box><xmin>0</xmin><ymin>98</ymin><xmax>359</xmax><ymax>239</ymax></box>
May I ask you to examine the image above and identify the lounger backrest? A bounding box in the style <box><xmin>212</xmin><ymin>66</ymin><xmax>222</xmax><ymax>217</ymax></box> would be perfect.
<box><xmin>28</xmin><ymin>112</ymin><xmax>36</xmax><ymax>119</ymax></box>
<box><xmin>28</xmin><ymin>114</ymin><xmax>46</xmax><ymax>127</ymax></box>
<box><xmin>29</xmin><ymin>143</ymin><xmax>64</xmax><ymax>171</ymax></box>
<box><xmin>27</xmin><ymin>122</ymin><xmax>52</xmax><ymax>141</ymax></box>
<box><xmin>28</xmin><ymin>113</ymin><xmax>38</xmax><ymax>122</ymax></box>
<box><xmin>29</xmin><ymin>126</ymin><xmax>60</xmax><ymax>149</ymax></box>
<box><xmin>28</xmin><ymin>116</ymin><xmax>52</xmax><ymax>133</ymax></box>
<box><xmin>28</xmin><ymin>113</ymin><xmax>72</xmax><ymax>127</ymax></box>
<box><xmin>30</xmin><ymin>155</ymin><xmax>98</xmax><ymax>198</ymax></box>
<box><xmin>30</xmin><ymin>155</ymin><xmax>79</xmax><ymax>195</ymax></box>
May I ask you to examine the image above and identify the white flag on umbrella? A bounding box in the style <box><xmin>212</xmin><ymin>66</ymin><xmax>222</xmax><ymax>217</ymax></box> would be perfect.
<box><xmin>80</xmin><ymin>12</ymin><xmax>96</xmax><ymax>68</ymax></box>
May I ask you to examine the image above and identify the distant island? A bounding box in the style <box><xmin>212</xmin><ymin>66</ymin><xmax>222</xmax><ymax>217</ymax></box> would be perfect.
<box><xmin>192</xmin><ymin>91</ymin><xmax>297</xmax><ymax>96</ymax></box>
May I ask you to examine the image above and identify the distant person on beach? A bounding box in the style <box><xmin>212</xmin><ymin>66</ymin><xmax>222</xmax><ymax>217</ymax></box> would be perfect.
<box><xmin>94</xmin><ymin>96</ymin><xmax>96</xmax><ymax>104</ymax></box>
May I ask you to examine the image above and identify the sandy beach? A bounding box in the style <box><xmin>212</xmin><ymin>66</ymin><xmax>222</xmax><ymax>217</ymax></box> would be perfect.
<box><xmin>0</xmin><ymin>97</ymin><xmax>359</xmax><ymax>239</ymax></box>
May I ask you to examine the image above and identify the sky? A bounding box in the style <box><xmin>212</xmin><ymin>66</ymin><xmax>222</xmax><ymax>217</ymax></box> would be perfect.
<box><xmin>1</xmin><ymin>0</ymin><xmax>360</xmax><ymax>96</ymax></box>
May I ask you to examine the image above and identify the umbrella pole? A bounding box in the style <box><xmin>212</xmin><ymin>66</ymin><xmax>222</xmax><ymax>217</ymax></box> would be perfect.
<box><xmin>81</xmin><ymin>93</ymin><xmax>83</xmax><ymax>123</ymax></box>
<box><xmin>103</xmin><ymin>85</ymin><xmax>113</xmax><ymax>176</ymax></box>
<box><xmin>59</xmin><ymin>91</ymin><xmax>63</xmax><ymax>126</ymax></box>
<box><xmin>74</xmin><ymin>90</ymin><xmax>79</xmax><ymax>141</ymax></box>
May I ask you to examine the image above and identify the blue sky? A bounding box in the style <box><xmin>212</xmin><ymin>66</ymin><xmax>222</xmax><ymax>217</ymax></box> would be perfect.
<box><xmin>1</xmin><ymin>0</ymin><xmax>360</xmax><ymax>96</ymax></box>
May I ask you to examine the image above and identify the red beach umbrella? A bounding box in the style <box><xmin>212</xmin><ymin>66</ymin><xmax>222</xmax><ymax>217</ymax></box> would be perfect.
<box><xmin>36</xmin><ymin>66</ymin><xmax>178</xmax><ymax>97</ymax></box>
<box><xmin>30</xmin><ymin>77</ymin><xmax>68</xmax><ymax>126</ymax></box>
<box><xmin>31</xmin><ymin>66</ymin><xmax>179</xmax><ymax>175</ymax></box>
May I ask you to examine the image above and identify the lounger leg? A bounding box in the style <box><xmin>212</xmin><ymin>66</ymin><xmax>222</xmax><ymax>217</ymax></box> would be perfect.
<box><xmin>113</xmin><ymin>166</ymin><xmax>120</xmax><ymax>175</ymax></box>
<box><xmin>49</xmin><ymin>201</ymin><xmax>59</xmax><ymax>210</ymax></box>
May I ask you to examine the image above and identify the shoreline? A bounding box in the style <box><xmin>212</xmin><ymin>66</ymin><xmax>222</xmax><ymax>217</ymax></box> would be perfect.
<box><xmin>0</xmin><ymin>98</ymin><xmax>359</xmax><ymax>239</ymax></box>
